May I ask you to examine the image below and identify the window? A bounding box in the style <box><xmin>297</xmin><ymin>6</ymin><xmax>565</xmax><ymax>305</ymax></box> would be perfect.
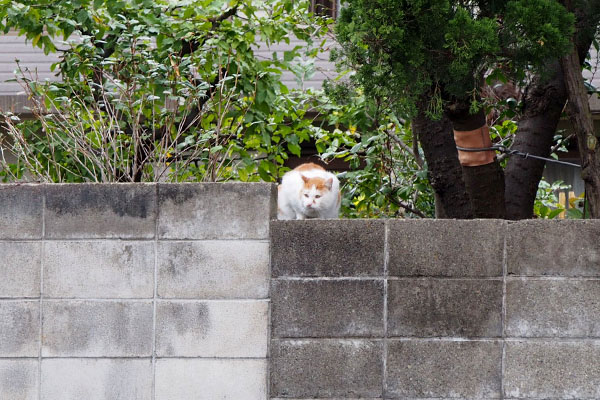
<box><xmin>311</xmin><ymin>0</ymin><xmax>337</xmax><ymax>19</ymax></box>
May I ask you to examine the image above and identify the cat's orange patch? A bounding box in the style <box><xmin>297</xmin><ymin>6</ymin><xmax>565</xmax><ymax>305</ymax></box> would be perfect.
<box><xmin>294</xmin><ymin>162</ymin><xmax>325</xmax><ymax>172</ymax></box>
<box><xmin>301</xmin><ymin>176</ymin><xmax>329</xmax><ymax>191</ymax></box>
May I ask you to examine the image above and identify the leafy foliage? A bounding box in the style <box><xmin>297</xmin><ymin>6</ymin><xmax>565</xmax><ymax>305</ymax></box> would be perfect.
<box><xmin>334</xmin><ymin>0</ymin><xmax>574</xmax><ymax>115</ymax></box>
<box><xmin>0</xmin><ymin>0</ymin><xmax>330</xmax><ymax>182</ymax></box>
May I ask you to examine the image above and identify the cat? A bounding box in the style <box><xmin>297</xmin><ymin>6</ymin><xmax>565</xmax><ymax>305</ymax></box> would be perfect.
<box><xmin>277</xmin><ymin>162</ymin><xmax>341</xmax><ymax>220</ymax></box>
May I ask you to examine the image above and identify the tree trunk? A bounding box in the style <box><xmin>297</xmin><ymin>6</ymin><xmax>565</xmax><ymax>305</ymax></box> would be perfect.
<box><xmin>503</xmin><ymin>60</ymin><xmax>567</xmax><ymax>219</ymax></box>
<box><xmin>447</xmin><ymin>106</ymin><xmax>506</xmax><ymax>218</ymax></box>
<box><xmin>561</xmin><ymin>47</ymin><xmax>600</xmax><ymax>217</ymax></box>
<box><xmin>504</xmin><ymin>0</ymin><xmax>600</xmax><ymax>219</ymax></box>
<box><xmin>413</xmin><ymin>100</ymin><xmax>474</xmax><ymax>218</ymax></box>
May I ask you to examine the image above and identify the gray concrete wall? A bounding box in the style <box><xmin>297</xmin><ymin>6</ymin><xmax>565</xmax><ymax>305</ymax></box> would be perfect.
<box><xmin>0</xmin><ymin>182</ymin><xmax>276</xmax><ymax>400</ymax></box>
<box><xmin>3</xmin><ymin>183</ymin><xmax>600</xmax><ymax>399</ymax></box>
<box><xmin>270</xmin><ymin>219</ymin><xmax>600</xmax><ymax>400</ymax></box>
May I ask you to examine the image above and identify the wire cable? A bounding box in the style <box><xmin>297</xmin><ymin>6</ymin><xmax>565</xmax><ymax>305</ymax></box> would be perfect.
<box><xmin>455</xmin><ymin>145</ymin><xmax>581</xmax><ymax>168</ymax></box>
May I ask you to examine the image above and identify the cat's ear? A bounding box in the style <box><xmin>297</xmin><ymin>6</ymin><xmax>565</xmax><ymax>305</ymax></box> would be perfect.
<box><xmin>301</xmin><ymin>175</ymin><xmax>309</xmax><ymax>183</ymax></box>
<box><xmin>325</xmin><ymin>177</ymin><xmax>333</xmax><ymax>190</ymax></box>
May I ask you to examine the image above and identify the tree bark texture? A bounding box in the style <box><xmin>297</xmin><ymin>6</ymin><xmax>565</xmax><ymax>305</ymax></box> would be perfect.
<box><xmin>413</xmin><ymin>102</ymin><xmax>474</xmax><ymax>219</ymax></box>
<box><xmin>561</xmin><ymin>46</ymin><xmax>600</xmax><ymax>217</ymax></box>
<box><xmin>447</xmin><ymin>106</ymin><xmax>507</xmax><ymax>218</ymax></box>
<box><xmin>503</xmin><ymin>60</ymin><xmax>567</xmax><ymax>219</ymax></box>
<box><xmin>504</xmin><ymin>0</ymin><xmax>600</xmax><ymax>219</ymax></box>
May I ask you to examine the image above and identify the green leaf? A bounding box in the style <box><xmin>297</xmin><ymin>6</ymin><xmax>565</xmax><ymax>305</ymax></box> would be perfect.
<box><xmin>287</xmin><ymin>142</ymin><xmax>301</xmax><ymax>156</ymax></box>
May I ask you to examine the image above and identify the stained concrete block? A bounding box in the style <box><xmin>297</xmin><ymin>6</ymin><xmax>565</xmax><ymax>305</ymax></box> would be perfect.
<box><xmin>157</xmin><ymin>241</ymin><xmax>269</xmax><ymax>299</ymax></box>
<box><xmin>44</xmin><ymin>184</ymin><xmax>156</xmax><ymax>239</ymax></box>
<box><xmin>0</xmin><ymin>185</ymin><xmax>43</xmax><ymax>239</ymax></box>
<box><xmin>505</xmin><ymin>341</ymin><xmax>600</xmax><ymax>399</ymax></box>
<box><xmin>0</xmin><ymin>242</ymin><xmax>41</xmax><ymax>297</ymax></box>
<box><xmin>156</xmin><ymin>300</ymin><xmax>268</xmax><ymax>357</ymax></box>
<box><xmin>386</xmin><ymin>340</ymin><xmax>502</xmax><ymax>399</ymax></box>
<box><xmin>42</xmin><ymin>300</ymin><xmax>153</xmax><ymax>357</ymax></box>
<box><xmin>41</xmin><ymin>358</ymin><xmax>152</xmax><ymax>400</ymax></box>
<box><xmin>388</xmin><ymin>220</ymin><xmax>505</xmax><ymax>277</ymax></box>
<box><xmin>271</xmin><ymin>279</ymin><xmax>384</xmax><ymax>337</ymax></box>
<box><xmin>270</xmin><ymin>339</ymin><xmax>383</xmax><ymax>398</ymax></box>
<box><xmin>0</xmin><ymin>301</ymin><xmax>39</xmax><ymax>357</ymax></box>
<box><xmin>388</xmin><ymin>279</ymin><xmax>502</xmax><ymax>338</ymax></box>
<box><xmin>271</xmin><ymin>220</ymin><xmax>385</xmax><ymax>277</ymax></box>
<box><xmin>0</xmin><ymin>359</ymin><xmax>38</xmax><ymax>400</ymax></box>
<box><xmin>158</xmin><ymin>183</ymin><xmax>276</xmax><ymax>239</ymax></box>
<box><xmin>155</xmin><ymin>358</ymin><xmax>267</xmax><ymax>400</ymax></box>
<box><xmin>506</xmin><ymin>279</ymin><xmax>600</xmax><ymax>337</ymax></box>
<box><xmin>44</xmin><ymin>241</ymin><xmax>154</xmax><ymax>298</ymax></box>
<box><xmin>507</xmin><ymin>220</ymin><xmax>600</xmax><ymax>276</ymax></box>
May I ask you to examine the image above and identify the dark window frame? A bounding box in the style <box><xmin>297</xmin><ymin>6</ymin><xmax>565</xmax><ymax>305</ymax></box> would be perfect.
<box><xmin>310</xmin><ymin>0</ymin><xmax>337</xmax><ymax>19</ymax></box>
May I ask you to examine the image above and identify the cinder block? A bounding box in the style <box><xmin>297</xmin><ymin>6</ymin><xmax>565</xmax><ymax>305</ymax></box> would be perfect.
<box><xmin>505</xmin><ymin>341</ymin><xmax>600</xmax><ymax>399</ymax></box>
<box><xmin>44</xmin><ymin>184</ymin><xmax>156</xmax><ymax>239</ymax></box>
<box><xmin>43</xmin><ymin>241</ymin><xmax>154</xmax><ymax>298</ymax></box>
<box><xmin>507</xmin><ymin>220</ymin><xmax>600</xmax><ymax>276</ymax></box>
<box><xmin>0</xmin><ymin>242</ymin><xmax>41</xmax><ymax>297</ymax></box>
<box><xmin>270</xmin><ymin>339</ymin><xmax>383</xmax><ymax>398</ymax></box>
<box><xmin>271</xmin><ymin>279</ymin><xmax>384</xmax><ymax>337</ymax></box>
<box><xmin>386</xmin><ymin>340</ymin><xmax>502</xmax><ymax>399</ymax></box>
<box><xmin>0</xmin><ymin>185</ymin><xmax>42</xmax><ymax>239</ymax></box>
<box><xmin>388</xmin><ymin>280</ymin><xmax>502</xmax><ymax>338</ymax></box>
<box><xmin>388</xmin><ymin>220</ymin><xmax>505</xmax><ymax>277</ymax></box>
<box><xmin>42</xmin><ymin>300</ymin><xmax>153</xmax><ymax>357</ymax></box>
<box><xmin>0</xmin><ymin>359</ymin><xmax>38</xmax><ymax>400</ymax></box>
<box><xmin>41</xmin><ymin>358</ymin><xmax>152</xmax><ymax>400</ymax></box>
<box><xmin>157</xmin><ymin>241</ymin><xmax>269</xmax><ymax>299</ymax></box>
<box><xmin>155</xmin><ymin>358</ymin><xmax>266</xmax><ymax>400</ymax></box>
<box><xmin>506</xmin><ymin>279</ymin><xmax>600</xmax><ymax>337</ymax></box>
<box><xmin>156</xmin><ymin>300</ymin><xmax>268</xmax><ymax>357</ymax></box>
<box><xmin>0</xmin><ymin>301</ymin><xmax>39</xmax><ymax>357</ymax></box>
<box><xmin>271</xmin><ymin>220</ymin><xmax>385</xmax><ymax>277</ymax></box>
<box><xmin>158</xmin><ymin>183</ymin><xmax>276</xmax><ymax>239</ymax></box>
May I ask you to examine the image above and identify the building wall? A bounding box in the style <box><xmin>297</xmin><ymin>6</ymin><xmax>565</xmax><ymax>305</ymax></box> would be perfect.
<box><xmin>0</xmin><ymin>182</ymin><xmax>275</xmax><ymax>400</ymax></box>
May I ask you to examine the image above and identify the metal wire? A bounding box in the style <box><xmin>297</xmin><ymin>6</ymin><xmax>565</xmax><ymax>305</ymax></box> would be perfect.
<box><xmin>456</xmin><ymin>145</ymin><xmax>581</xmax><ymax>168</ymax></box>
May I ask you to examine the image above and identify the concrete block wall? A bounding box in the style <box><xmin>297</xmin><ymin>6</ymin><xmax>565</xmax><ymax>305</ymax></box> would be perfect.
<box><xmin>3</xmin><ymin>182</ymin><xmax>600</xmax><ymax>400</ymax></box>
<box><xmin>270</xmin><ymin>219</ymin><xmax>600</xmax><ymax>400</ymax></box>
<box><xmin>0</xmin><ymin>183</ymin><xmax>276</xmax><ymax>400</ymax></box>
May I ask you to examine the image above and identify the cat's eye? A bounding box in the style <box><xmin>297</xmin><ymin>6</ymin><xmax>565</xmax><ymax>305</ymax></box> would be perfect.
<box><xmin>304</xmin><ymin>194</ymin><xmax>309</xmax><ymax>197</ymax></box>
<box><xmin>315</xmin><ymin>195</ymin><xmax>321</xmax><ymax>198</ymax></box>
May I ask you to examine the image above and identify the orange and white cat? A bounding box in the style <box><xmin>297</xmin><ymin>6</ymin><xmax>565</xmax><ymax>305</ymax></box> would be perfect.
<box><xmin>277</xmin><ymin>162</ymin><xmax>341</xmax><ymax>220</ymax></box>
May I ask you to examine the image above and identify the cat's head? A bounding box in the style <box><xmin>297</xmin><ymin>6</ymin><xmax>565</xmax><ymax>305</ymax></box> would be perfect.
<box><xmin>299</xmin><ymin>175</ymin><xmax>333</xmax><ymax>216</ymax></box>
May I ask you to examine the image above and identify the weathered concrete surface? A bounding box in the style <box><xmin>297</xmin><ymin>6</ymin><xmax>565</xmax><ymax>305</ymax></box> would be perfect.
<box><xmin>505</xmin><ymin>341</ymin><xmax>600</xmax><ymax>399</ymax></box>
<box><xmin>41</xmin><ymin>359</ymin><xmax>152</xmax><ymax>400</ymax></box>
<box><xmin>45</xmin><ymin>184</ymin><xmax>156</xmax><ymax>239</ymax></box>
<box><xmin>1</xmin><ymin>183</ymin><xmax>276</xmax><ymax>399</ymax></box>
<box><xmin>43</xmin><ymin>241</ymin><xmax>154</xmax><ymax>298</ymax></box>
<box><xmin>386</xmin><ymin>340</ymin><xmax>502</xmax><ymax>399</ymax></box>
<box><xmin>506</xmin><ymin>279</ymin><xmax>600</xmax><ymax>337</ymax></box>
<box><xmin>155</xmin><ymin>358</ymin><xmax>267</xmax><ymax>400</ymax></box>
<box><xmin>0</xmin><ymin>359</ymin><xmax>38</xmax><ymax>400</ymax></box>
<box><xmin>507</xmin><ymin>220</ymin><xmax>600</xmax><ymax>276</ymax></box>
<box><xmin>155</xmin><ymin>300</ymin><xmax>268</xmax><ymax>357</ymax></box>
<box><xmin>388</xmin><ymin>219</ymin><xmax>505</xmax><ymax>277</ymax></box>
<box><xmin>42</xmin><ymin>300</ymin><xmax>153</xmax><ymax>357</ymax></box>
<box><xmin>388</xmin><ymin>279</ymin><xmax>503</xmax><ymax>338</ymax></box>
<box><xmin>157</xmin><ymin>240</ymin><xmax>269</xmax><ymax>299</ymax></box>
<box><xmin>270</xmin><ymin>339</ymin><xmax>383</xmax><ymax>398</ymax></box>
<box><xmin>0</xmin><ymin>185</ymin><xmax>43</xmax><ymax>239</ymax></box>
<box><xmin>0</xmin><ymin>242</ymin><xmax>41</xmax><ymax>297</ymax></box>
<box><xmin>271</xmin><ymin>219</ymin><xmax>385</xmax><ymax>277</ymax></box>
<box><xmin>271</xmin><ymin>279</ymin><xmax>384</xmax><ymax>337</ymax></box>
<box><xmin>0</xmin><ymin>301</ymin><xmax>39</xmax><ymax>357</ymax></box>
<box><xmin>158</xmin><ymin>183</ymin><xmax>276</xmax><ymax>239</ymax></box>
